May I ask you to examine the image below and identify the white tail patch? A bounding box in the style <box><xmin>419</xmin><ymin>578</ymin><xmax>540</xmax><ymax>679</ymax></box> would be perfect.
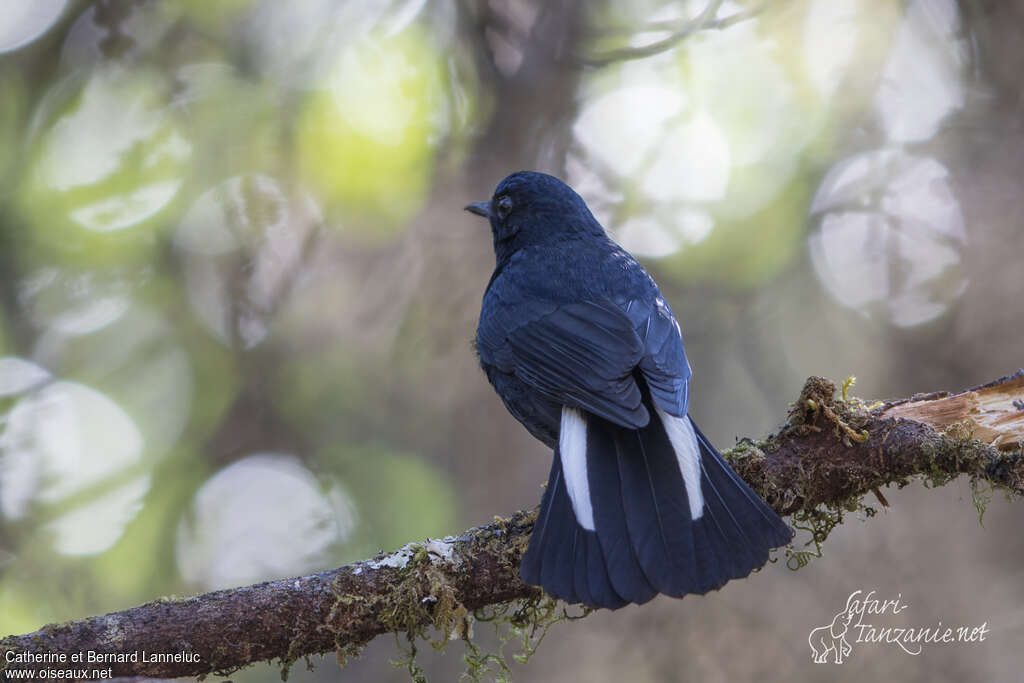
<box><xmin>655</xmin><ymin>408</ymin><xmax>705</xmax><ymax>520</ymax></box>
<box><xmin>559</xmin><ymin>406</ymin><xmax>595</xmax><ymax>531</ymax></box>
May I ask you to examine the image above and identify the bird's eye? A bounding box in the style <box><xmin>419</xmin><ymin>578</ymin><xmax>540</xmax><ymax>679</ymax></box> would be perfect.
<box><xmin>496</xmin><ymin>195</ymin><xmax>513</xmax><ymax>219</ymax></box>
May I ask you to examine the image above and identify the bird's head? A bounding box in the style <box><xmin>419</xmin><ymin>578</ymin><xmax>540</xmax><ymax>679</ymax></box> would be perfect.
<box><xmin>465</xmin><ymin>171</ymin><xmax>604</xmax><ymax>261</ymax></box>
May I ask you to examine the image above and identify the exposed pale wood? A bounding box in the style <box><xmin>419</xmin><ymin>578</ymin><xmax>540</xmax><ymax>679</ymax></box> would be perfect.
<box><xmin>3</xmin><ymin>374</ymin><xmax>1023</xmax><ymax>681</ymax></box>
<box><xmin>883</xmin><ymin>370</ymin><xmax>1024</xmax><ymax>450</ymax></box>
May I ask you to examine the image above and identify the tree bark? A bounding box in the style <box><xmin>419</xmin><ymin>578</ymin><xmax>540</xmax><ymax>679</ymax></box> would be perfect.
<box><xmin>2</xmin><ymin>372</ymin><xmax>1022</xmax><ymax>680</ymax></box>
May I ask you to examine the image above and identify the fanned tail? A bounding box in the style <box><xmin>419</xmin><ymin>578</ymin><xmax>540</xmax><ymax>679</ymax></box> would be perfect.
<box><xmin>520</xmin><ymin>405</ymin><xmax>792</xmax><ymax>608</ymax></box>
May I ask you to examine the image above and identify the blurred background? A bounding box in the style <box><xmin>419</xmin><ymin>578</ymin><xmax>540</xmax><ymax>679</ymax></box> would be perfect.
<box><xmin>1</xmin><ymin>0</ymin><xmax>1023</xmax><ymax>680</ymax></box>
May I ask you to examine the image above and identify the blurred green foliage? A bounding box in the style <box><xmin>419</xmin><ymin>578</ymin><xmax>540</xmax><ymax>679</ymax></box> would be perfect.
<box><xmin>326</xmin><ymin>444</ymin><xmax>458</xmax><ymax>561</ymax></box>
<box><xmin>0</xmin><ymin>6</ymin><xmax>998</xmax><ymax>683</ymax></box>
<box><xmin>18</xmin><ymin>67</ymin><xmax>191</xmax><ymax>266</ymax></box>
<box><xmin>296</xmin><ymin>26</ymin><xmax>450</xmax><ymax>232</ymax></box>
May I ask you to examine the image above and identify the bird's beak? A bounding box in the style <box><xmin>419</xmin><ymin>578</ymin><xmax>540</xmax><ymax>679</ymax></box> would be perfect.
<box><xmin>464</xmin><ymin>201</ymin><xmax>491</xmax><ymax>218</ymax></box>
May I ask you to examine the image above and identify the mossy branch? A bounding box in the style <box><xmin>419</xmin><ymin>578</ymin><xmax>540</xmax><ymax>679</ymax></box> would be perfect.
<box><xmin>2</xmin><ymin>372</ymin><xmax>1023</xmax><ymax>681</ymax></box>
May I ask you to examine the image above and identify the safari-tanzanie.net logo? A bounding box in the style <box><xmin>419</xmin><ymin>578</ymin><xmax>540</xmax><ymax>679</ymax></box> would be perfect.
<box><xmin>808</xmin><ymin>589</ymin><xmax>989</xmax><ymax>664</ymax></box>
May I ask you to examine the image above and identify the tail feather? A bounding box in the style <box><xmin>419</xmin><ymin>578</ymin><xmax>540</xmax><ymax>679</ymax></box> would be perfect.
<box><xmin>614</xmin><ymin>421</ymin><xmax>697</xmax><ymax>596</ymax></box>
<box><xmin>539</xmin><ymin>468</ymin><xmax>580</xmax><ymax>604</ymax></box>
<box><xmin>586</xmin><ymin>419</ymin><xmax>658</xmax><ymax>605</ymax></box>
<box><xmin>519</xmin><ymin>454</ymin><xmax>559</xmax><ymax>587</ymax></box>
<box><xmin>687</xmin><ymin>414</ymin><xmax>793</xmax><ymax>591</ymax></box>
<box><xmin>694</xmin><ymin>429</ymin><xmax>793</xmax><ymax>586</ymax></box>
<box><xmin>521</xmin><ymin>407</ymin><xmax>792</xmax><ymax>608</ymax></box>
<box><xmin>571</xmin><ymin>529</ymin><xmax>594</xmax><ymax>607</ymax></box>
<box><xmin>693</xmin><ymin>461</ymin><xmax>760</xmax><ymax>587</ymax></box>
<box><xmin>688</xmin><ymin>512</ymin><xmax>726</xmax><ymax>594</ymax></box>
<box><xmin>693</xmin><ymin>423</ymin><xmax>792</xmax><ymax>548</ymax></box>
<box><xmin>581</xmin><ymin>527</ymin><xmax>626</xmax><ymax>609</ymax></box>
<box><xmin>521</xmin><ymin>454</ymin><xmax>626</xmax><ymax>607</ymax></box>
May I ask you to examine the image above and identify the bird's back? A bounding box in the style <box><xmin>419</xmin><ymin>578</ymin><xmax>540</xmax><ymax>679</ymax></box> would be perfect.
<box><xmin>482</xmin><ymin>234</ymin><xmax>657</xmax><ymax>315</ymax></box>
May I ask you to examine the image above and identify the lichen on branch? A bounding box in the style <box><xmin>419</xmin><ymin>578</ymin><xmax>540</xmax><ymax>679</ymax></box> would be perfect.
<box><xmin>2</xmin><ymin>373</ymin><xmax>1022</xmax><ymax>682</ymax></box>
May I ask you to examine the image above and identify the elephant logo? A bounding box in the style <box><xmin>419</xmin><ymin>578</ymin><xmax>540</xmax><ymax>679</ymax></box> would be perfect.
<box><xmin>808</xmin><ymin>591</ymin><xmax>860</xmax><ymax>664</ymax></box>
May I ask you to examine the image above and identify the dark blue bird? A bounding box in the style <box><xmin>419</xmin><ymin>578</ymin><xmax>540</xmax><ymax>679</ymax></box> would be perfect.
<box><xmin>466</xmin><ymin>171</ymin><xmax>792</xmax><ymax>609</ymax></box>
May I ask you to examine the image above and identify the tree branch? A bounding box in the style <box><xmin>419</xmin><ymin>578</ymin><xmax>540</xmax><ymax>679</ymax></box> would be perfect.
<box><xmin>574</xmin><ymin>1</ymin><xmax>766</xmax><ymax>68</ymax></box>
<box><xmin>3</xmin><ymin>373</ymin><xmax>1022</xmax><ymax>680</ymax></box>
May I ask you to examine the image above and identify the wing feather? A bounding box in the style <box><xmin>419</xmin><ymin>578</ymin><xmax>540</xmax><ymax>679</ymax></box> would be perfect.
<box><xmin>478</xmin><ymin>300</ymin><xmax>648</xmax><ymax>429</ymax></box>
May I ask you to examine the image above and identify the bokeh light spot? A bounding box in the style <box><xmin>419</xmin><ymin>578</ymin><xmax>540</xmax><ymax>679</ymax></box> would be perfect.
<box><xmin>175</xmin><ymin>175</ymin><xmax>321</xmax><ymax>348</ymax></box>
<box><xmin>21</xmin><ymin>66</ymin><xmax>192</xmax><ymax>250</ymax></box>
<box><xmin>176</xmin><ymin>454</ymin><xmax>356</xmax><ymax>590</ymax></box>
<box><xmin>875</xmin><ymin>0</ymin><xmax>965</xmax><ymax>143</ymax></box>
<box><xmin>0</xmin><ymin>357</ymin><xmax>51</xmax><ymax>397</ymax></box>
<box><xmin>0</xmin><ymin>381</ymin><xmax>144</xmax><ymax>529</ymax></box>
<box><xmin>18</xmin><ymin>267</ymin><xmax>132</xmax><ymax>336</ymax></box>
<box><xmin>46</xmin><ymin>475</ymin><xmax>151</xmax><ymax>556</ymax></box>
<box><xmin>295</xmin><ymin>25</ymin><xmax>447</xmax><ymax>232</ymax></box>
<box><xmin>809</xmin><ymin>150</ymin><xmax>967</xmax><ymax>327</ymax></box>
<box><xmin>0</xmin><ymin>0</ymin><xmax>67</xmax><ymax>54</ymax></box>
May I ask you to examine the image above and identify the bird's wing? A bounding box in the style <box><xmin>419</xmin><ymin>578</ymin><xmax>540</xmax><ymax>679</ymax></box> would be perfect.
<box><xmin>625</xmin><ymin>296</ymin><xmax>692</xmax><ymax>417</ymax></box>
<box><xmin>478</xmin><ymin>299</ymin><xmax>649</xmax><ymax>429</ymax></box>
